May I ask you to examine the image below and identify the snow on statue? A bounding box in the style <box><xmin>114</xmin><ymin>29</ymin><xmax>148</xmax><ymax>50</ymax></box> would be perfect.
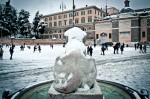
<box><xmin>52</xmin><ymin>27</ymin><xmax>97</xmax><ymax>93</ymax></box>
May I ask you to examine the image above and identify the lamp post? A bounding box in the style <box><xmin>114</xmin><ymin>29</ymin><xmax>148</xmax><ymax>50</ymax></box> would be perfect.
<box><xmin>73</xmin><ymin>0</ymin><xmax>75</xmax><ymax>27</ymax></box>
<box><xmin>60</xmin><ymin>2</ymin><xmax>66</xmax><ymax>40</ymax></box>
<box><xmin>60</xmin><ymin>2</ymin><xmax>66</xmax><ymax>27</ymax></box>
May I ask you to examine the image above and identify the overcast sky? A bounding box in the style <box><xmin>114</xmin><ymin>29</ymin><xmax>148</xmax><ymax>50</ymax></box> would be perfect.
<box><xmin>0</xmin><ymin>0</ymin><xmax>150</xmax><ymax>22</ymax></box>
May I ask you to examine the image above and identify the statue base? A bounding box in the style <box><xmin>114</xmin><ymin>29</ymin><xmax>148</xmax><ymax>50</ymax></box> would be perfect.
<box><xmin>48</xmin><ymin>82</ymin><xmax>104</xmax><ymax>99</ymax></box>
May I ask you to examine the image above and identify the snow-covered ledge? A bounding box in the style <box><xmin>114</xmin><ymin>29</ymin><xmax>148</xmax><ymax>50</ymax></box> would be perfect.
<box><xmin>48</xmin><ymin>27</ymin><xmax>103</xmax><ymax>99</ymax></box>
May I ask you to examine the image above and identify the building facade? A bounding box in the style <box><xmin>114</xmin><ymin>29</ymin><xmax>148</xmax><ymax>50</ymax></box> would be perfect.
<box><xmin>95</xmin><ymin>0</ymin><xmax>150</xmax><ymax>44</ymax></box>
<box><xmin>40</xmin><ymin>6</ymin><xmax>106</xmax><ymax>40</ymax></box>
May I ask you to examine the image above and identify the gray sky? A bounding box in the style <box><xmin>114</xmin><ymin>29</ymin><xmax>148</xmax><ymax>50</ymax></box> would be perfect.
<box><xmin>0</xmin><ymin>0</ymin><xmax>150</xmax><ymax>22</ymax></box>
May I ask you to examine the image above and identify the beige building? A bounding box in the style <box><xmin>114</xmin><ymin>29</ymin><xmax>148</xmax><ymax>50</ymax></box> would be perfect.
<box><xmin>40</xmin><ymin>5</ymin><xmax>106</xmax><ymax>40</ymax></box>
<box><xmin>103</xmin><ymin>7</ymin><xmax>119</xmax><ymax>15</ymax></box>
<box><xmin>95</xmin><ymin>0</ymin><xmax>150</xmax><ymax>44</ymax></box>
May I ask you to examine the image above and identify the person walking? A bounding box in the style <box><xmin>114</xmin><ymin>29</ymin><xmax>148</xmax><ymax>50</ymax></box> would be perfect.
<box><xmin>33</xmin><ymin>45</ymin><xmax>37</xmax><ymax>52</ymax></box>
<box><xmin>87</xmin><ymin>46</ymin><xmax>89</xmax><ymax>55</ymax></box>
<box><xmin>0</xmin><ymin>47</ymin><xmax>4</xmax><ymax>59</ymax></box>
<box><xmin>105</xmin><ymin>43</ymin><xmax>108</xmax><ymax>50</ymax></box>
<box><xmin>51</xmin><ymin>44</ymin><xmax>53</xmax><ymax>49</ymax></box>
<box><xmin>139</xmin><ymin>43</ymin><xmax>144</xmax><ymax>53</ymax></box>
<box><xmin>120</xmin><ymin>44</ymin><xmax>124</xmax><ymax>54</ymax></box>
<box><xmin>134</xmin><ymin>43</ymin><xmax>137</xmax><ymax>50</ymax></box>
<box><xmin>9</xmin><ymin>47</ymin><xmax>14</xmax><ymax>60</ymax></box>
<box><xmin>143</xmin><ymin>42</ymin><xmax>147</xmax><ymax>53</ymax></box>
<box><xmin>89</xmin><ymin>46</ymin><xmax>93</xmax><ymax>56</ymax></box>
<box><xmin>116</xmin><ymin>42</ymin><xmax>119</xmax><ymax>54</ymax></box>
<box><xmin>101</xmin><ymin>46</ymin><xmax>106</xmax><ymax>55</ymax></box>
<box><xmin>113</xmin><ymin>43</ymin><xmax>118</xmax><ymax>54</ymax></box>
<box><xmin>38</xmin><ymin>45</ymin><xmax>41</xmax><ymax>53</ymax></box>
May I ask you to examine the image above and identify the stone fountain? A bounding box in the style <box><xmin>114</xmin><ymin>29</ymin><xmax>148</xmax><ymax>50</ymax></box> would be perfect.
<box><xmin>2</xmin><ymin>27</ymin><xmax>148</xmax><ymax>99</ymax></box>
<box><xmin>48</xmin><ymin>27</ymin><xmax>103</xmax><ymax>99</ymax></box>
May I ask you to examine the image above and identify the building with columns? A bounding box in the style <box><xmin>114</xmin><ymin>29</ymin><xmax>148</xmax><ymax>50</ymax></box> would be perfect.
<box><xmin>95</xmin><ymin>0</ymin><xmax>150</xmax><ymax>44</ymax></box>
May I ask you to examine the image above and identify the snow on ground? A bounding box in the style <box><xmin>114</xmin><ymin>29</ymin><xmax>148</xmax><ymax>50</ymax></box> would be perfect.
<box><xmin>0</xmin><ymin>44</ymin><xmax>150</xmax><ymax>98</ymax></box>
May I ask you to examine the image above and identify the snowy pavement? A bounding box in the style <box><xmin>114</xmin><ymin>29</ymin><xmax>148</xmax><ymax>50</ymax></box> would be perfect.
<box><xmin>0</xmin><ymin>45</ymin><xmax>150</xmax><ymax>98</ymax></box>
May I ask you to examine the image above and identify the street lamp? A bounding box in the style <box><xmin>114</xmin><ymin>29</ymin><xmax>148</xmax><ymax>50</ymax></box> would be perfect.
<box><xmin>73</xmin><ymin>0</ymin><xmax>75</xmax><ymax>27</ymax></box>
<box><xmin>60</xmin><ymin>2</ymin><xmax>66</xmax><ymax>27</ymax></box>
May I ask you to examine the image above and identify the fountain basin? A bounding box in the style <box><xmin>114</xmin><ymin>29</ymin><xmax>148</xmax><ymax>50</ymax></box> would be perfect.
<box><xmin>5</xmin><ymin>79</ymin><xmax>142</xmax><ymax>99</ymax></box>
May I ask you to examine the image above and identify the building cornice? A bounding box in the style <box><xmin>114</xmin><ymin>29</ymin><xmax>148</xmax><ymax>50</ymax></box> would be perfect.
<box><xmin>41</xmin><ymin>5</ymin><xmax>104</xmax><ymax>18</ymax></box>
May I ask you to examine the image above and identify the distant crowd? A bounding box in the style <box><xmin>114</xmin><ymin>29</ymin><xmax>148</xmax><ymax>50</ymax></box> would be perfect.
<box><xmin>86</xmin><ymin>41</ymin><xmax>148</xmax><ymax>57</ymax></box>
<box><xmin>0</xmin><ymin>41</ymin><xmax>149</xmax><ymax>60</ymax></box>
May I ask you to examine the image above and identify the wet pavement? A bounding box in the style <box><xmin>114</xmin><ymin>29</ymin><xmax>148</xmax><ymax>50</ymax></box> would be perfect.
<box><xmin>0</xmin><ymin>45</ymin><xmax>150</xmax><ymax>98</ymax></box>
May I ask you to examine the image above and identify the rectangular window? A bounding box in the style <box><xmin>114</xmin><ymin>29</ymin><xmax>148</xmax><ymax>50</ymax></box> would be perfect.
<box><xmin>54</xmin><ymin>16</ymin><xmax>57</xmax><ymax>20</ymax></box>
<box><xmin>75</xmin><ymin>12</ymin><xmax>78</xmax><ymax>16</ymax></box>
<box><xmin>142</xmin><ymin>31</ymin><xmax>145</xmax><ymax>37</ymax></box>
<box><xmin>64</xmin><ymin>14</ymin><xmax>67</xmax><ymax>18</ymax></box>
<box><xmin>69</xmin><ymin>19</ymin><xmax>73</xmax><ymax>25</ymax></box>
<box><xmin>81</xmin><ymin>11</ymin><xmax>85</xmax><ymax>15</ymax></box>
<box><xmin>88</xmin><ymin>10</ymin><xmax>92</xmax><ymax>14</ymax></box>
<box><xmin>95</xmin><ymin>10</ymin><xmax>96</xmax><ymax>14</ymax></box>
<box><xmin>58</xmin><ymin>15</ymin><xmax>61</xmax><ymax>19</ymax></box>
<box><xmin>88</xmin><ymin>16</ymin><xmax>92</xmax><ymax>23</ymax></box>
<box><xmin>49</xmin><ymin>22</ymin><xmax>52</xmax><ymax>27</ymax></box>
<box><xmin>45</xmin><ymin>18</ymin><xmax>48</xmax><ymax>22</ymax></box>
<box><xmin>81</xmin><ymin>17</ymin><xmax>85</xmax><ymax>23</ymax></box>
<box><xmin>120</xmin><ymin>32</ymin><xmax>129</xmax><ymax>38</ymax></box>
<box><xmin>49</xmin><ymin>17</ymin><xmax>52</xmax><ymax>21</ymax></box>
<box><xmin>54</xmin><ymin>22</ymin><xmax>57</xmax><ymax>27</ymax></box>
<box><xmin>64</xmin><ymin>20</ymin><xmax>67</xmax><ymax>25</ymax></box>
<box><xmin>59</xmin><ymin>21</ymin><xmax>62</xmax><ymax>26</ymax></box>
<box><xmin>109</xmin><ymin>33</ymin><xmax>112</xmax><ymax>39</ymax></box>
<box><xmin>69</xmin><ymin>13</ymin><xmax>72</xmax><ymax>17</ymax></box>
<box><xmin>75</xmin><ymin>18</ymin><xmax>79</xmax><ymax>24</ymax></box>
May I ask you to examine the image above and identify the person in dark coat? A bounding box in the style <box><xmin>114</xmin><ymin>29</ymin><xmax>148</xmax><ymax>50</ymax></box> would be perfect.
<box><xmin>20</xmin><ymin>45</ymin><xmax>24</xmax><ymax>51</ymax></box>
<box><xmin>101</xmin><ymin>46</ymin><xmax>106</xmax><ymax>55</ymax></box>
<box><xmin>33</xmin><ymin>45</ymin><xmax>37</xmax><ymax>52</ymax></box>
<box><xmin>116</xmin><ymin>43</ymin><xmax>119</xmax><ymax>54</ymax></box>
<box><xmin>120</xmin><ymin>44</ymin><xmax>124</xmax><ymax>54</ymax></box>
<box><xmin>139</xmin><ymin>43</ymin><xmax>143</xmax><ymax>53</ymax></box>
<box><xmin>105</xmin><ymin>43</ymin><xmax>108</xmax><ymax>50</ymax></box>
<box><xmin>0</xmin><ymin>47</ymin><xmax>4</xmax><ymax>59</ymax></box>
<box><xmin>87</xmin><ymin>46</ymin><xmax>89</xmax><ymax>55</ymax></box>
<box><xmin>134</xmin><ymin>43</ymin><xmax>137</xmax><ymax>50</ymax></box>
<box><xmin>143</xmin><ymin>42</ymin><xmax>147</xmax><ymax>53</ymax></box>
<box><xmin>88</xmin><ymin>46</ymin><xmax>93</xmax><ymax>56</ymax></box>
<box><xmin>9</xmin><ymin>47</ymin><xmax>14</xmax><ymax>60</ymax></box>
<box><xmin>113</xmin><ymin>43</ymin><xmax>118</xmax><ymax>54</ymax></box>
<box><xmin>38</xmin><ymin>45</ymin><xmax>41</xmax><ymax>52</ymax></box>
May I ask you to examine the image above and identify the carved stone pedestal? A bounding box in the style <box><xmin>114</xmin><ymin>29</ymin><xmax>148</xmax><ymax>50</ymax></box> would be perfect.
<box><xmin>48</xmin><ymin>82</ymin><xmax>104</xmax><ymax>99</ymax></box>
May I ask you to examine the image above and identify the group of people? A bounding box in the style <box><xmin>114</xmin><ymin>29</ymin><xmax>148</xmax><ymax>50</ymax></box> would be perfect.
<box><xmin>134</xmin><ymin>42</ymin><xmax>147</xmax><ymax>53</ymax></box>
<box><xmin>86</xmin><ymin>42</ymin><xmax>125</xmax><ymax>57</ymax></box>
<box><xmin>113</xmin><ymin>42</ymin><xmax>125</xmax><ymax>54</ymax></box>
<box><xmin>87</xmin><ymin>45</ymin><xmax>93</xmax><ymax>56</ymax></box>
<box><xmin>0</xmin><ymin>43</ymin><xmax>15</xmax><ymax>60</ymax></box>
<box><xmin>33</xmin><ymin>44</ymin><xmax>41</xmax><ymax>52</ymax></box>
<box><xmin>0</xmin><ymin>41</ymin><xmax>148</xmax><ymax>60</ymax></box>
